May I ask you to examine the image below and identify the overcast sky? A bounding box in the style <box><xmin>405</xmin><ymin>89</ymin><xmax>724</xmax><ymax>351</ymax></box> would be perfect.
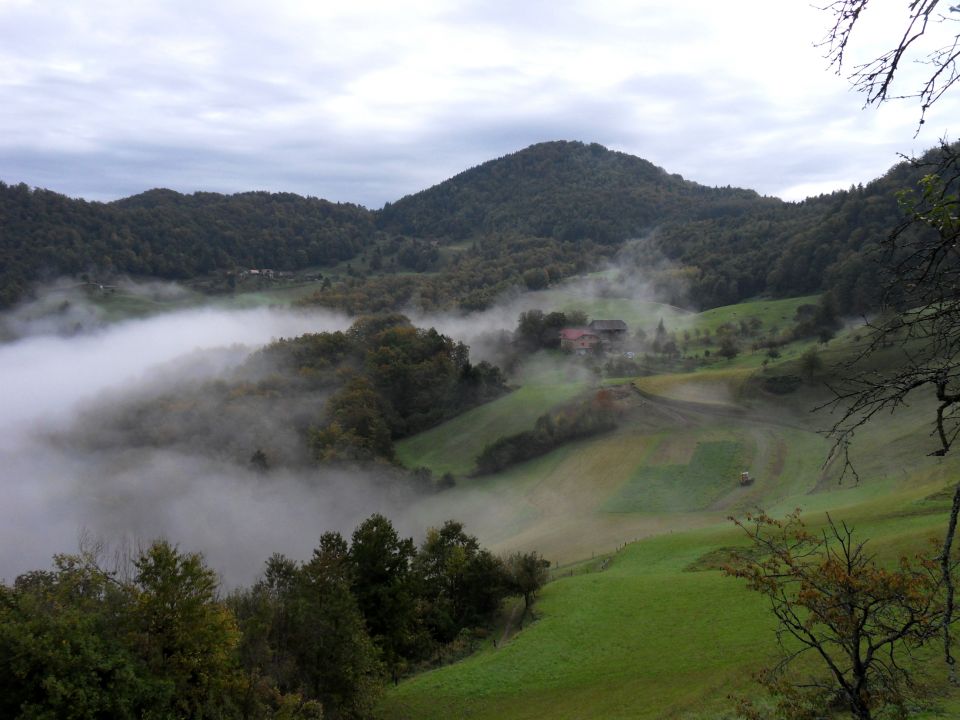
<box><xmin>1</xmin><ymin>0</ymin><xmax>957</xmax><ymax>208</ymax></box>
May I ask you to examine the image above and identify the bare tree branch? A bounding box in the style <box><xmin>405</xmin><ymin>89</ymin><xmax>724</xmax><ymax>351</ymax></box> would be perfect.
<box><xmin>820</xmin><ymin>1</ymin><xmax>960</xmax><ymax>133</ymax></box>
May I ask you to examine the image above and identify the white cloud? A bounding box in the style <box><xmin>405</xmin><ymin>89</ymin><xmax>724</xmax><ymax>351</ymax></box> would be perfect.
<box><xmin>0</xmin><ymin>0</ymin><xmax>957</xmax><ymax>206</ymax></box>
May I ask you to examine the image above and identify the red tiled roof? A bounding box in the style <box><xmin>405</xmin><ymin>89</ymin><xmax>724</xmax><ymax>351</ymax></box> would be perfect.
<box><xmin>559</xmin><ymin>328</ymin><xmax>598</xmax><ymax>340</ymax></box>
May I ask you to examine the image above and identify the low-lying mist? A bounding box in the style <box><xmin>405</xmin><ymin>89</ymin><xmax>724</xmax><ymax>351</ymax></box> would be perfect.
<box><xmin>411</xmin><ymin>244</ymin><xmax>680</xmax><ymax>367</ymax></box>
<box><xmin>0</xmin><ymin>260</ymin><xmax>680</xmax><ymax>586</ymax></box>
<box><xmin>0</xmin><ymin>295</ymin><xmax>426</xmax><ymax>585</ymax></box>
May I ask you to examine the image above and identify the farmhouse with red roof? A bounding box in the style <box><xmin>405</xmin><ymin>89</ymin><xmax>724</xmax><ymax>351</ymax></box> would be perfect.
<box><xmin>559</xmin><ymin>327</ymin><xmax>600</xmax><ymax>354</ymax></box>
<box><xmin>559</xmin><ymin>318</ymin><xmax>629</xmax><ymax>354</ymax></box>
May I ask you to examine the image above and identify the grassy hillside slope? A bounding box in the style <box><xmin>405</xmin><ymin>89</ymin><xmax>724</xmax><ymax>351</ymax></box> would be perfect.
<box><xmin>383</xmin><ymin>486</ymin><xmax>960</xmax><ymax>719</ymax></box>
<box><xmin>384</xmin><ymin>299</ymin><xmax>960</xmax><ymax>719</ymax></box>
<box><xmin>395</xmin><ymin>381</ymin><xmax>587</xmax><ymax>477</ymax></box>
<box><xmin>407</xmin><ymin>383</ymin><xmax>832</xmax><ymax>563</ymax></box>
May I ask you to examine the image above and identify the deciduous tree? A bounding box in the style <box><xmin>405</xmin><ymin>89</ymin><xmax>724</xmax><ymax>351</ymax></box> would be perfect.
<box><xmin>348</xmin><ymin>515</ymin><xmax>418</xmax><ymax>680</ymax></box>
<box><xmin>505</xmin><ymin>551</ymin><xmax>549</xmax><ymax>620</ymax></box>
<box><xmin>414</xmin><ymin>521</ymin><xmax>509</xmax><ymax>643</ymax></box>
<box><xmin>131</xmin><ymin>540</ymin><xmax>241</xmax><ymax>718</ymax></box>
<box><xmin>726</xmin><ymin>511</ymin><xmax>946</xmax><ymax>720</ymax></box>
<box><xmin>0</xmin><ymin>552</ymin><xmax>145</xmax><ymax>719</ymax></box>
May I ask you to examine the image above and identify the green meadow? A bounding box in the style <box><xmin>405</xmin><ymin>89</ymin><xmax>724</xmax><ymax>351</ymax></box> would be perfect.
<box><xmin>385</xmin><ymin>295</ymin><xmax>960</xmax><ymax>719</ymax></box>
<box><xmin>382</xmin><ymin>495</ymin><xmax>960</xmax><ymax>720</ymax></box>
<box><xmin>682</xmin><ymin>294</ymin><xmax>821</xmax><ymax>336</ymax></box>
<box><xmin>604</xmin><ymin>440</ymin><xmax>744</xmax><ymax>513</ymax></box>
<box><xmin>395</xmin><ymin>381</ymin><xmax>587</xmax><ymax>478</ymax></box>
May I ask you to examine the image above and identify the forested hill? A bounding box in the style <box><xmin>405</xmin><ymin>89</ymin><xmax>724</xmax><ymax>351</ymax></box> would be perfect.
<box><xmin>0</xmin><ymin>184</ymin><xmax>378</xmax><ymax>306</ymax></box>
<box><xmin>378</xmin><ymin>140</ymin><xmax>778</xmax><ymax>242</ymax></box>
<box><xmin>647</xmin><ymin>148</ymin><xmax>937</xmax><ymax>311</ymax></box>
<box><xmin>0</xmin><ymin>140</ymin><xmax>947</xmax><ymax>312</ymax></box>
<box><xmin>318</xmin><ymin>142</ymin><xmax>942</xmax><ymax>313</ymax></box>
<box><xmin>108</xmin><ymin>189</ymin><xmax>376</xmax><ymax>271</ymax></box>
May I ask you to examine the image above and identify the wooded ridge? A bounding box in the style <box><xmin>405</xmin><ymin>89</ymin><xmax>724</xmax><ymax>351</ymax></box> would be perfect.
<box><xmin>1</xmin><ymin>139</ymin><xmax>947</xmax><ymax>313</ymax></box>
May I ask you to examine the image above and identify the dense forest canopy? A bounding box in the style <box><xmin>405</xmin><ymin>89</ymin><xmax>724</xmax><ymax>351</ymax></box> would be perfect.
<box><xmin>0</xmin><ymin>515</ymin><xmax>542</xmax><ymax>720</ymax></box>
<box><xmin>377</xmin><ymin>140</ymin><xmax>769</xmax><ymax>241</ymax></box>
<box><xmin>0</xmin><ymin>182</ymin><xmax>377</xmax><ymax>306</ymax></box>
<box><xmin>0</xmin><ymin>140</ymin><xmax>951</xmax><ymax>314</ymax></box>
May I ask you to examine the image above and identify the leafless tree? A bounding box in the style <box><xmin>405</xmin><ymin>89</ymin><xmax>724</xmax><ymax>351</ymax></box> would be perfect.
<box><xmin>819</xmin><ymin>0</ymin><xmax>960</xmax><ymax>681</ymax></box>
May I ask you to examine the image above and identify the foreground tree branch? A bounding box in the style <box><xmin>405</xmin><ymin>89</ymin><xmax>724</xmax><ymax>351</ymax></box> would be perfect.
<box><xmin>820</xmin><ymin>0</ymin><xmax>960</xmax><ymax>687</ymax></box>
<box><xmin>818</xmin><ymin>142</ymin><xmax>960</xmax><ymax>678</ymax></box>
<box><xmin>821</xmin><ymin>1</ymin><xmax>960</xmax><ymax>131</ymax></box>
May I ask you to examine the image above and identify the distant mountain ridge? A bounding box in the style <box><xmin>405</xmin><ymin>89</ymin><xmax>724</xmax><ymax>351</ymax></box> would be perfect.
<box><xmin>0</xmin><ymin>140</ymin><xmax>945</xmax><ymax>312</ymax></box>
<box><xmin>379</xmin><ymin>140</ymin><xmax>774</xmax><ymax>242</ymax></box>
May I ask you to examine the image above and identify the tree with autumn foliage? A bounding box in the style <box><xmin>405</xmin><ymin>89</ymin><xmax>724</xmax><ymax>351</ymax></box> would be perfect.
<box><xmin>725</xmin><ymin>510</ymin><xmax>947</xmax><ymax>720</ymax></box>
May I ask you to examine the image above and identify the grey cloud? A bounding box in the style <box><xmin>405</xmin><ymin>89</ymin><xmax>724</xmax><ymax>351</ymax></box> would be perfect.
<box><xmin>1</xmin><ymin>0</ymin><xmax>957</xmax><ymax>209</ymax></box>
<box><xmin>442</xmin><ymin>0</ymin><xmax>595</xmax><ymax>38</ymax></box>
<box><xmin>0</xmin><ymin>140</ymin><xmax>391</xmax><ymax>206</ymax></box>
<box><xmin>444</xmin><ymin>0</ymin><xmax>703</xmax><ymax>46</ymax></box>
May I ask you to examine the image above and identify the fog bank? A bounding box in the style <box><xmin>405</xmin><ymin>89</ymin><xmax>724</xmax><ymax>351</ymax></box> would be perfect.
<box><xmin>0</xmin><ymin>300</ymin><xmax>425</xmax><ymax>585</ymax></box>
<box><xmin>0</xmin><ymin>260</ymin><xmax>678</xmax><ymax>585</ymax></box>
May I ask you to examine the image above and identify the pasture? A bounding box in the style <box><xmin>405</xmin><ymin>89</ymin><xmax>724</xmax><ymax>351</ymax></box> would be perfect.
<box><xmin>395</xmin><ymin>381</ymin><xmax>588</xmax><ymax>478</ymax></box>
<box><xmin>386</xmin><ymin>299</ymin><xmax>960</xmax><ymax>718</ymax></box>
<box><xmin>382</xmin><ymin>482</ymin><xmax>960</xmax><ymax>719</ymax></box>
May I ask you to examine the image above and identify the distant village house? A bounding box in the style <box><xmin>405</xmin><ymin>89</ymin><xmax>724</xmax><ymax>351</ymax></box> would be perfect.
<box><xmin>588</xmin><ymin>319</ymin><xmax>628</xmax><ymax>345</ymax></box>
<box><xmin>240</xmin><ymin>268</ymin><xmax>282</xmax><ymax>280</ymax></box>
<box><xmin>560</xmin><ymin>319</ymin><xmax>629</xmax><ymax>354</ymax></box>
<box><xmin>559</xmin><ymin>328</ymin><xmax>600</xmax><ymax>355</ymax></box>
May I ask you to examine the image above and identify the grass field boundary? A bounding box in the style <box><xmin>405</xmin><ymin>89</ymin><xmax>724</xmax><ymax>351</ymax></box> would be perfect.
<box><xmin>631</xmin><ymin>383</ymin><xmax>749</xmax><ymax>416</ymax></box>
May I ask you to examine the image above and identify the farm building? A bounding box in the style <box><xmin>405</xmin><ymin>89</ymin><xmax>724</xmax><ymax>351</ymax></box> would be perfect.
<box><xmin>559</xmin><ymin>328</ymin><xmax>601</xmax><ymax>354</ymax></box>
<box><xmin>588</xmin><ymin>319</ymin><xmax>628</xmax><ymax>345</ymax></box>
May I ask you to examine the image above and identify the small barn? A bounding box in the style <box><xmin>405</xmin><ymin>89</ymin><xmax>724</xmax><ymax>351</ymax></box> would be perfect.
<box><xmin>589</xmin><ymin>319</ymin><xmax>628</xmax><ymax>345</ymax></box>
<box><xmin>559</xmin><ymin>328</ymin><xmax>601</xmax><ymax>354</ymax></box>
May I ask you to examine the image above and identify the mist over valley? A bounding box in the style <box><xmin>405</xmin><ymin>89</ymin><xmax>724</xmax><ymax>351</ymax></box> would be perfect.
<box><xmin>3</xmin><ymin>137</ymin><xmax>960</xmax><ymax>720</ymax></box>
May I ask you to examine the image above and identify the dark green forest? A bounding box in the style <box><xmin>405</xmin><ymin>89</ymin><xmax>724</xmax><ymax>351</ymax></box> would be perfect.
<box><xmin>0</xmin><ymin>184</ymin><xmax>378</xmax><ymax>307</ymax></box>
<box><xmin>1</xmin><ymin>140</ymin><xmax>948</xmax><ymax>314</ymax></box>
<box><xmin>0</xmin><ymin>515</ymin><xmax>545</xmax><ymax>719</ymax></box>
